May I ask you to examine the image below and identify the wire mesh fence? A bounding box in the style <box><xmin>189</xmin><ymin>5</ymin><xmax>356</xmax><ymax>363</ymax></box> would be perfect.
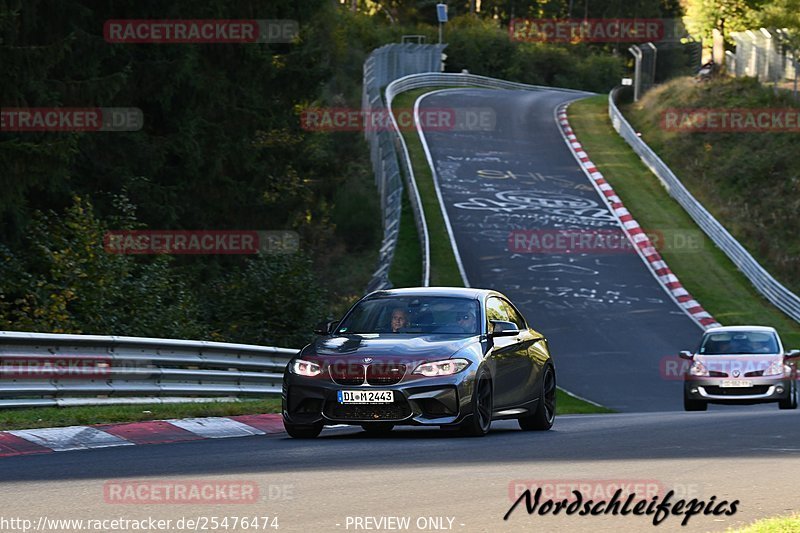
<box><xmin>729</xmin><ymin>29</ymin><xmax>798</xmax><ymax>85</ymax></box>
<box><xmin>362</xmin><ymin>44</ymin><xmax>446</xmax><ymax>292</ymax></box>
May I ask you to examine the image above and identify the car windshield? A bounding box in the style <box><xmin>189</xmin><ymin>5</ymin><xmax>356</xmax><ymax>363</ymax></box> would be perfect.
<box><xmin>337</xmin><ymin>296</ymin><xmax>481</xmax><ymax>335</ymax></box>
<box><xmin>699</xmin><ymin>331</ymin><xmax>779</xmax><ymax>355</ymax></box>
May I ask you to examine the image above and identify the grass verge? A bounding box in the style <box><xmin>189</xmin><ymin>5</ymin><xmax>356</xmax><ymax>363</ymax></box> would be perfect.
<box><xmin>556</xmin><ymin>389</ymin><xmax>614</xmax><ymax>414</ymax></box>
<box><xmin>0</xmin><ymin>399</ymin><xmax>282</xmax><ymax>431</ymax></box>
<box><xmin>388</xmin><ymin>188</ymin><xmax>423</xmax><ymax>287</ymax></box>
<box><xmin>0</xmin><ymin>390</ymin><xmax>606</xmax><ymax>431</ymax></box>
<box><xmin>728</xmin><ymin>514</ymin><xmax>800</xmax><ymax>533</ymax></box>
<box><xmin>568</xmin><ymin>95</ymin><xmax>800</xmax><ymax>347</ymax></box>
<box><xmin>391</xmin><ymin>88</ymin><xmax>465</xmax><ymax>287</ymax></box>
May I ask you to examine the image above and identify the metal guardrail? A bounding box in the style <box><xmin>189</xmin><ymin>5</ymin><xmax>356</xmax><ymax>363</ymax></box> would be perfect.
<box><xmin>362</xmin><ymin>44</ymin><xmax>447</xmax><ymax>292</ymax></box>
<box><xmin>609</xmin><ymin>87</ymin><xmax>800</xmax><ymax>323</ymax></box>
<box><xmin>387</xmin><ymin>72</ymin><xmax>589</xmax><ymax>94</ymax></box>
<box><xmin>0</xmin><ymin>330</ymin><xmax>298</xmax><ymax>408</ymax></box>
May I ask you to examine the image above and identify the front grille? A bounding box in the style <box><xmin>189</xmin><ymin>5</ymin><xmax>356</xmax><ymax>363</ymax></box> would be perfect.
<box><xmin>330</xmin><ymin>365</ymin><xmax>365</xmax><ymax>386</ymax></box>
<box><xmin>704</xmin><ymin>385</ymin><xmax>771</xmax><ymax>396</ymax></box>
<box><xmin>367</xmin><ymin>363</ymin><xmax>406</xmax><ymax>385</ymax></box>
<box><xmin>325</xmin><ymin>401</ymin><xmax>412</xmax><ymax>421</ymax></box>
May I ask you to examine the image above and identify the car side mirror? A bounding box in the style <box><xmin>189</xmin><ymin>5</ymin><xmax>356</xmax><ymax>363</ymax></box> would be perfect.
<box><xmin>490</xmin><ymin>320</ymin><xmax>519</xmax><ymax>337</ymax></box>
<box><xmin>314</xmin><ymin>320</ymin><xmax>339</xmax><ymax>335</ymax></box>
<box><xmin>785</xmin><ymin>349</ymin><xmax>800</xmax><ymax>359</ymax></box>
<box><xmin>678</xmin><ymin>350</ymin><xmax>694</xmax><ymax>360</ymax></box>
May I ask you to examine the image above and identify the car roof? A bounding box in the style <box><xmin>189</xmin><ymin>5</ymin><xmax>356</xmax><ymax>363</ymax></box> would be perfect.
<box><xmin>364</xmin><ymin>287</ymin><xmax>498</xmax><ymax>300</ymax></box>
<box><xmin>703</xmin><ymin>325</ymin><xmax>778</xmax><ymax>334</ymax></box>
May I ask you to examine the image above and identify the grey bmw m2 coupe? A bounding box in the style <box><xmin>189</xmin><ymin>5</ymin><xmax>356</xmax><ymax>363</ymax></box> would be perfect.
<box><xmin>282</xmin><ymin>287</ymin><xmax>556</xmax><ymax>438</ymax></box>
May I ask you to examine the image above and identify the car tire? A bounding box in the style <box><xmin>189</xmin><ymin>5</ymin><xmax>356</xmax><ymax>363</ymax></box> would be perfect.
<box><xmin>683</xmin><ymin>397</ymin><xmax>707</xmax><ymax>411</ymax></box>
<box><xmin>518</xmin><ymin>364</ymin><xmax>556</xmax><ymax>431</ymax></box>
<box><xmin>361</xmin><ymin>423</ymin><xmax>395</xmax><ymax>435</ymax></box>
<box><xmin>284</xmin><ymin>421</ymin><xmax>323</xmax><ymax>439</ymax></box>
<box><xmin>778</xmin><ymin>382</ymin><xmax>797</xmax><ymax>410</ymax></box>
<box><xmin>459</xmin><ymin>369</ymin><xmax>493</xmax><ymax>437</ymax></box>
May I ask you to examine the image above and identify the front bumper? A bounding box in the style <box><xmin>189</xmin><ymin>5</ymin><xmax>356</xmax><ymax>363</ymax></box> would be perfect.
<box><xmin>283</xmin><ymin>371</ymin><xmax>475</xmax><ymax>426</ymax></box>
<box><xmin>684</xmin><ymin>377</ymin><xmax>794</xmax><ymax>404</ymax></box>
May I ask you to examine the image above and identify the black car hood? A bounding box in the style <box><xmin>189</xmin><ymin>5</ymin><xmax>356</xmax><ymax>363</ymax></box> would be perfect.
<box><xmin>306</xmin><ymin>333</ymin><xmax>479</xmax><ymax>362</ymax></box>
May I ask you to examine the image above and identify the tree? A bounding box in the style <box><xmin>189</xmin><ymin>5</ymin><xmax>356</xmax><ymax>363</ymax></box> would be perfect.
<box><xmin>684</xmin><ymin>0</ymin><xmax>764</xmax><ymax>62</ymax></box>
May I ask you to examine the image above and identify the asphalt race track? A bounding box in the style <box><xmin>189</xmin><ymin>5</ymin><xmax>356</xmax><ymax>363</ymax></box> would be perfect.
<box><xmin>417</xmin><ymin>88</ymin><xmax>706</xmax><ymax>412</ymax></box>
<box><xmin>1</xmin><ymin>88</ymin><xmax>796</xmax><ymax>533</ymax></box>
<box><xmin>2</xmin><ymin>414</ymin><xmax>799</xmax><ymax>532</ymax></box>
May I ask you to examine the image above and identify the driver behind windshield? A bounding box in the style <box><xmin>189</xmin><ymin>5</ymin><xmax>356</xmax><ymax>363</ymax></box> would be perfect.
<box><xmin>390</xmin><ymin>308</ymin><xmax>408</xmax><ymax>333</ymax></box>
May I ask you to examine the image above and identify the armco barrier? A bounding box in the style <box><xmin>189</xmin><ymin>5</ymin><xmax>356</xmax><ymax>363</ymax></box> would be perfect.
<box><xmin>0</xmin><ymin>330</ymin><xmax>298</xmax><ymax>408</ymax></box>
<box><xmin>608</xmin><ymin>87</ymin><xmax>800</xmax><ymax>322</ymax></box>
<box><xmin>362</xmin><ymin>44</ymin><xmax>446</xmax><ymax>291</ymax></box>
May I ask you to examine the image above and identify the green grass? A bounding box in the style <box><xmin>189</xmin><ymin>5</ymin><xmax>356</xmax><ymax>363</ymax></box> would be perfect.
<box><xmin>556</xmin><ymin>389</ymin><xmax>614</xmax><ymax>414</ymax></box>
<box><xmin>728</xmin><ymin>514</ymin><xmax>800</xmax><ymax>533</ymax></box>
<box><xmin>391</xmin><ymin>88</ymin><xmax>465</xmax><ymax>287</ymax></box>
<box><xmin>388</xmin><ymin>189</ymin><xmax>423</xmax><ymax>287</ymax></box>
<box><xmin>0</xmin><ymin>399</ymin><xmax>281</xmax><ymax>431</ymax></box>
<box><xmin>568</xmin><ymin>95</ymin><xmax>800</xmax><ymax>347</ymax></box>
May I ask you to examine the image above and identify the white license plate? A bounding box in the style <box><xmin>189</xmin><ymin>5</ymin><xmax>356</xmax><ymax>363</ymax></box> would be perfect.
<box><xmin>720</xmin><ymin>379</ymin><xmax>753</xmax><ymax>388</ymax></box>
<box><xmin>337</xmin><ymin>390</ymin><xmax>394</xmax><ymax>404</ymax></box>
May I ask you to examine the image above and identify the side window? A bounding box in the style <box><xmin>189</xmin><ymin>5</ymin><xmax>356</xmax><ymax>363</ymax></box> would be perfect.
<box><xmin>486</xmin><ymin>297</ymin><xmax>510</xmax><ymax>325</ymax></box>
<box><xmin>501</xmin><ymin>299</ymin><xmax>526</xmax><ymax>329</ymax></box>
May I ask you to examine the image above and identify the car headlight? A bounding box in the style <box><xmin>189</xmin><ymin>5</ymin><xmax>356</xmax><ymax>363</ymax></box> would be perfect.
<box><xmin>763</xmin><ymin>361</ymin><xmax>786</xmax><ymax>377</ymax></box>
<box><xmin>412</xmin><ymin>358</ymin><xmax>470</xmax><ymax>377</ymax></box>
<box><xmin>689</xmin><ymin>361</ymin><xmax>708</xmax><ymax>377</ymax></box>
<box><xmin>290</xmin><ymin>359</ymin><xmax>322</xmax><ymax>377</ymax></box>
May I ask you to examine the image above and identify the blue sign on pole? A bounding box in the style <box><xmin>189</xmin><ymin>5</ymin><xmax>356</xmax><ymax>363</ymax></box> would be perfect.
<box><xmin>436</xmin><ymin>3</ymin><xmax>448</xmax><ymax>23</ymax></box>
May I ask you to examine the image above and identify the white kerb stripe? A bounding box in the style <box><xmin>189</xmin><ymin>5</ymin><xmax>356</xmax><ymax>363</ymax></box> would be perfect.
<box><xmin>9</xmin><ymin>426</ymin><xmax>133</xmax><ymax>452</ymax></box>
<box><xmin>168</xmin><ymin>417</ymin><xmax>265</xmax><ymax>439</ymax></box>
<box><xmin>623</xmin><ymin>220</ymin><xmax>640</xmax><ymax>230</ymax></box>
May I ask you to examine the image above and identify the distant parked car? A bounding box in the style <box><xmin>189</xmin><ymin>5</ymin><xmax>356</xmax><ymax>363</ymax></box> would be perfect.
<box><xmin>681</xmin><ymin>326</ymin><xmax>799</xmax><ymax>411</ymax></box>
<box><xmin>282</xmin><ymin>287</ymin><xmax>556</xmax><ymax>438</ymax></box>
